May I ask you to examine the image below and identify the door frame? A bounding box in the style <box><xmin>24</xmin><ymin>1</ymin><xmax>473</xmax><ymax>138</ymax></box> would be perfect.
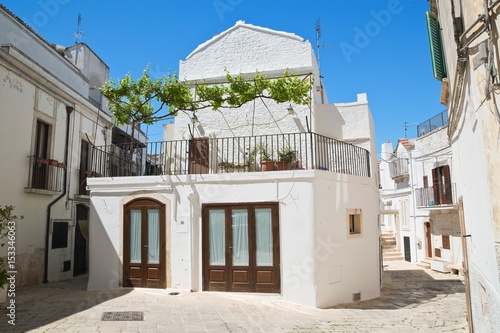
<box><xmin>123</xmin><ymin>198</ymin><xmax>167</xmax><ymax>288</ymax></box>
<box><xmin>202</xmin><ymin>202</ymin><xmax>280</xmax><ymax>293</ymax></box>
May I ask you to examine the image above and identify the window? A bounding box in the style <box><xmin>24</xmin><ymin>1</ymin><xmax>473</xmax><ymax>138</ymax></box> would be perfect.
<box><xmin>442</xmin><ymin>235</ymin><xmax>450</xmax><ymax>250</ymax></box>
<box><xmin>426</xmin><ymin>11</ymin><xmax>447</xmax><ymax>81</ymax></box>
<box><xmin>79</xmin><ymin>141</ymin><xmax>90</xmax><ymax>195</ymax></box>
<box><xmin>52</xmin><ymin>221</ymin><xmax>69</xmax><ymax>249</ymax></box>
<box><xmin>31</xmin><ymin>120</ymin><xmax>50</xmax><ymax>189</ymax></box>
<box><xmin>432</xmin><ymin>165</ymin><xmax>452</xmax><ymax>205</ymax></box>
<box><xmin>347</xmin><ymin>209</ymin><xmax>363</xmax><ymax>239</ymax></box>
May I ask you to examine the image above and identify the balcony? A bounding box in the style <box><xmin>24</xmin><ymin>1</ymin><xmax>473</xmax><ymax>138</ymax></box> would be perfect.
<box><xmin>389</xmin><ymin>159</ymin><xmax>409</xmax><ymax>181</ymax></box>
<box><xmin>415</xmin><ymin>183</ymin><xmax>457</xmax><ymax>207</ymax></box>
<box><xmin>417</xmin><ymin>110</ymin><xmax>448</xmax><ymax>137</ymax></box>
<box><xmin>26</xmin><ymin>156</ymin><xmax>66</xmax><ymax>192</ymax></box>
<box><xmin>90</xmin><ymin>132</ymin><xmax>372</xmax><ymax>178</ymax></box>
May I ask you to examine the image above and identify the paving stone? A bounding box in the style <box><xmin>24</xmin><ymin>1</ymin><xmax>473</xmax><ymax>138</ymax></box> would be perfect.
<box><xmin>0</xmin><ymin>261</ymin><xmax>467</xmax><ymax>332</ymax></box>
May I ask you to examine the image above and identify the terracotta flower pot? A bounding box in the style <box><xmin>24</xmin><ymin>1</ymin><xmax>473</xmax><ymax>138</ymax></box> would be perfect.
<box><xmin>275</xmin><ymin>161</ymin><xmax>289</xmax><ymax>171</ymax></box>
<box><xmin>261</xmin><ymin>161</ymin><xmax>275</xmax><ymax>171</ymax></box>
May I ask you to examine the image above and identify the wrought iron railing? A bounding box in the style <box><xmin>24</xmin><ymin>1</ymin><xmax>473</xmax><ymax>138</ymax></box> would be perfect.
<box><xmin>91</xmin><ymin>132</ymin><xmax>372</xmax><ymax>178</ymax></box>
<box><xmin>26</xmin><ymin>156</ymin><xmax>66</xmax><ymax>192</ymax></box>
<box><xmin>415</xmin><ymin>183</ymin><xmax>457</xmax><ymax>207</ymax></box>
<box><xmin>389</xmin><ymin>158</ymin><xmax>409</xmax><ymax>179</ymax></box>
<box><xmin>417</xmin><ymin>110</ymin><xmax>448</xmax><ymax>137</ymax></box>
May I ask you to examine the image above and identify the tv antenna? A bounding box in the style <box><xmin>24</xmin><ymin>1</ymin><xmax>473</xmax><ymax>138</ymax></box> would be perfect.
<box><xmin>72</xmin><ymin>13</ymin><xmax>85</xmax><ymax>64</ymax></box>
<box><xmin>72</xmin><ymin>13</ymin><xmax>85</xmax><ymax>44</ymax></box>
<box><xmin>315</xmin><ymin>19</ymin><xmax>332</xmax><ymax>103</ymax></box>
<box><xmin>403</xmin><ymin>122</ymin><xmax>419</xmax><ymax>139</ymax></box>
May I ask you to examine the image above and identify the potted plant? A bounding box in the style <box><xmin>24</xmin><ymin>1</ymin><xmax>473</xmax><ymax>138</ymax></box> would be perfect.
<box><xmin>218</xmin><ymin>162</ymin><xmax>234</xmax><ymax>173</ymax></box>
<box><xmin>276</xmin><ymin>148</ymin><xmax>295</xmax><ymax>170</ymax></box>
<box><xmin>257</xmin><ymin>145</ymin><xmax>276</xmax><ymax>171</ymax></box>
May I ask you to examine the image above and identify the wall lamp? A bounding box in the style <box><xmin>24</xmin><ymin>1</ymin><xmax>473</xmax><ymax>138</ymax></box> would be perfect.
<box><xmin>287</xmin><ymin>104</ymin><xmax>294</xmax><ymax>115</ymax></box>
<box><xmin>192</xmin><ymin>113</ymin><xmax>199</xmax><ymax>124</ymax></box>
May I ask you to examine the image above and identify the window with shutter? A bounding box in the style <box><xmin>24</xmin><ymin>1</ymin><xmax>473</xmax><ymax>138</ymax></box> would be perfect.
<box><xmin>426</xmin><ymin>11</ymin><xmax>447</xmax><ymax>81</ymax></box>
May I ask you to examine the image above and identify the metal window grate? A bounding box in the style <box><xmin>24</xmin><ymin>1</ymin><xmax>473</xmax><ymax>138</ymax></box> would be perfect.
<box><xmin>101</xmin><ymin>312</ymin><xmax>144</xmax><ymax>321</ymax></box>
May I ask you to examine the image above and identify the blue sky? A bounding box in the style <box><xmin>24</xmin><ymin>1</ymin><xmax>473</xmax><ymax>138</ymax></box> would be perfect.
<box><xmin>1</xmin><ymin>0</ymin><xmax>443</xmax><ymax>156</ymax></box>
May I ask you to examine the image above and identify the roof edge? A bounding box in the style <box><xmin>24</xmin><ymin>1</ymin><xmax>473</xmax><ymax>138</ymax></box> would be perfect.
<box><xmin>185</xmin><ymin>20</ymin><xmax>306</xmax><ymax>60</ymax></box>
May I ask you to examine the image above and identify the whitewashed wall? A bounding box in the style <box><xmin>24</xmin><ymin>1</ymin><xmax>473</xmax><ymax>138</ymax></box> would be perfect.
<box><xmin>435</xmin><ymin>1</ymin><xmax>500</xmax><ymax>330</ymax></box>
<box><xmin>87</xmin><ymin>170</ymin><xmax>379</xmax><ymax>308</ymax></box>
<box><xmin>0</xmin><ymin>6</ymin><xmax>114</xmax><ymax>287</ymax></box>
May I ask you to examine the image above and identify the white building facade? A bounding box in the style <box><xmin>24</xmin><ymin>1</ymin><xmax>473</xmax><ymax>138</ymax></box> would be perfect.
<box><xmin>87</xmin><ymin>22</ymin><xmax>381</xmax><ymax>308</ymax></box>
<box><xmin>380</xmin><ymin>113</ymin><xmax>462</xmax><ymax>274</ymax></box>
<box><xmin>425</xmin><ymin>1</ymin><xmax>500</xmax><ymax>331</ymax></box>
<box><xmin>0</xmin><ymin>4</ymin><xmax>145</xmax><ymax>298</ymax></box>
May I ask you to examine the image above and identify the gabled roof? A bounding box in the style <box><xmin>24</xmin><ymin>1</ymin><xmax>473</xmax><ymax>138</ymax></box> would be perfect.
<box><xmin>186</xmin><ymin>20</ymin><xmax>306</xmax><ymax>60</ymax></box>
<box><xmin>398</xmin><ymin>138</ymin><xmax>412</xmax><ymax>147</ymax></box>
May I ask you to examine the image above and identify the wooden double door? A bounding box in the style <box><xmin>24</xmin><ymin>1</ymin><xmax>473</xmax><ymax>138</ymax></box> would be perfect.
<box><xmin>124</xmin><ymin>199</ymin><xmax>166</xmax><ymax>288</ymax></box>
<box><xmin>202</xmin><ymin>203</ymin><xmax>280</xmax><ymax>293</ymax></box>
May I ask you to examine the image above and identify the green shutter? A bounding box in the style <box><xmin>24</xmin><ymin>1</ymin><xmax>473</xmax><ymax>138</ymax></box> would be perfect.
<box><xmin>426</xmin><ymin>11</ymin><xmax>447</xmax><ymax>81</ymax></box>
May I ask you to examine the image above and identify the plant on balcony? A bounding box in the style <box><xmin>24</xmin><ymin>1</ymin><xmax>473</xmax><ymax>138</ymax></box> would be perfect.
<box><xmin>276</xmin><ymin>148</ymin><xmax>296</xmax><ymax>170</ymax></box>
<box><xmin>0</xmin><ymin>205</ymin><xmax>23</xmax><ymax>289</ymax></box>
<box><xmin>100</xmin><ymin>67</ymin><xmax>313</xmax><ymax>166</ymax></box>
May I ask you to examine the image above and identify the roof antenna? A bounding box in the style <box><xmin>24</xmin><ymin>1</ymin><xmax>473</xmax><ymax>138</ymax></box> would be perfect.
<box><xmin>403</xmin><ymin>122</ymin><xmax>418</xmax><ymax>139</ymax></box>
<box><xmin>72</xmin><ymin>14</ymin><xmax>85</xmax><ymax>64</ymax></box>
<box><xmin>315</xmin><ymin>19</ymin><xmax>332</xmax><ymax>104</ymax></box>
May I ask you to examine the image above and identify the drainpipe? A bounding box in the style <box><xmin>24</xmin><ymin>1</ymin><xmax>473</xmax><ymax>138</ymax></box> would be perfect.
<box><xmin>409</xmin><ymin>150</ymin><xmax>419</xmax><ymax>263</ymax></box>
<box><xmin>43</xmin><ymin>106</ymin><xmax>74</xmax><ymax>283</ymax></box>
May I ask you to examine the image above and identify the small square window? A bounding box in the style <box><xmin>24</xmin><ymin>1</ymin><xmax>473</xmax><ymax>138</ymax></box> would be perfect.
<box><xmin>347</xmin><ymin>209</ymin><xmax>363</xmax><ymax>239</ymax></box>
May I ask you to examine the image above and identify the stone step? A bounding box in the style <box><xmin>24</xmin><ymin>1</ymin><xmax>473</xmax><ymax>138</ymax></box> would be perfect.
<box><xmin>417</xmin><ymin>261</ymin><xmax>431</xmax><ymax>269</ymax></box>
<box><xmin>383</xmin><ymin>255</ymin><xmax>405</xmax><ymax>261</ymax></box>
<box><xmin>382</xmin><ymin>247</ymin><xmax>398</xmax><ymax>253</ymax></box>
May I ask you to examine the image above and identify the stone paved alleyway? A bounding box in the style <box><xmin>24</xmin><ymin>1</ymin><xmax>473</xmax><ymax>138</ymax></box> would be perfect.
<box><xmin>0</xmin><ymin>261</ymin><xmax>467</xmax><ymax>332</ymax></box>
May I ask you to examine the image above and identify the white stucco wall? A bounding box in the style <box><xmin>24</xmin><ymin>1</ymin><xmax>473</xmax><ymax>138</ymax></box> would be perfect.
<box><xmin>313</xmin><ymin>172</ymin><xmax>380</xmax><ymax>307</ymax></box>
<box><xmin>435</xmin><ymin>1</ymin><xmax>500</xmax><ymax>330</ymax></box>
<box><xmin>0</xmin><ymin>9</ymin><xmax>113</xmax><ymax>287</ymax></box>
<box><xmin>87</xmin><ymin>170</ymin><xmax>379</xmax><ymax>308</ymax></box>
<box><xmin>180</xmin><ymin>21</ymin><xmax>314</xmax><ymax>81</ymax></box>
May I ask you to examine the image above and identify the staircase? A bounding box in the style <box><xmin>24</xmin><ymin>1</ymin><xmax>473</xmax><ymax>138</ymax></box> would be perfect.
<box><xmin>381</xmin><ymin>231</ymin><xmax>404</xmax><ymax>261</ymax></box>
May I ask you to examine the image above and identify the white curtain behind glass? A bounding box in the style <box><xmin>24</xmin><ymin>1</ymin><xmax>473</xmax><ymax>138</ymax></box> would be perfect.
<box><xmin>148</xmin><ymin>209</ymin><xmax>160</xmax><ymax>264</ymax></box>
<box><xmin>130</xmin><ymin>209</ymin><xmax>141</xmax><ymax>263</ymax></box>
<box><xmin>209</xmin><ymin>210</ymin><xmax>225</xmax><ymax>265</ymax></box>
<box><xmin>232</xmin><ymin>209</ymin><xmax>249</xmax><ymax>266</ymax></box>
<box><xmin>255</xmin><ymin>208</ymin><xmax>273</xmax><ymax>266</ymax></box>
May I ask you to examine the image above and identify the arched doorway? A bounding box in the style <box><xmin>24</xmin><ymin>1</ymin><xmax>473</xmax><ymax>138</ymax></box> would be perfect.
<box><xmin>424</xmin><ymin>222</ymin><xmax>433</xmax><ymax>258</ymax></box>
<box><xmin>123</xmin><ymin>198</ymin><xmax>166</xmax><ymax>288</ymax></box>
<box><xmin>74</xmin><ymin>204</ymin><xmax>89</xmax><ymax>276</ymax></box>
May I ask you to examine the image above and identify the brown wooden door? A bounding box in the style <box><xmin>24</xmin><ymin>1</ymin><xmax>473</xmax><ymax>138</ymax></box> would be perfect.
<box><xmin>202</xmin><ymin>203</ymin><xmax>280</xmax><ymax>293</ymax></box>
<box><xmin>425</xmin><ymin>222</ymin><xmax>432</xmax><ymax>258</ymax></box>
<box><xmin>190</xmin><ymin>138</ymin><xmax>209</xmax><ymax>174</ymax></box>
<box><xmin>124</xmin><ymin>199</ymin><xmax>166</xmax><ymax>288</ymax></box>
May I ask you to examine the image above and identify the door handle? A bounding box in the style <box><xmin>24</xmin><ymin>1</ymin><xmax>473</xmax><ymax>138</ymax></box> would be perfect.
<box><xmin>144</xmin><ymin>245</ymin><xmax>148</xmax><ymax>248</ymax></box>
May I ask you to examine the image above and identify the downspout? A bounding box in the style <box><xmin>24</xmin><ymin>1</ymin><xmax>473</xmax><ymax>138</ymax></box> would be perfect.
<box><xmin>43</xmin><ymin>106</ymin><xmax>74</xmax><ymax>283</ymax></box>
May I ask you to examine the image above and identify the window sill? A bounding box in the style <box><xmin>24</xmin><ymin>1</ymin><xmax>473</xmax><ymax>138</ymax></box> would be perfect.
<box><xmin>25</xmin><ymin>188</ymin><xmax>60</xmax><ymax>196</ymax></box>
<box><xmin>347</xmin><ymin>233</ymin><xmax>363</xmax><ymax>240</ymax></box>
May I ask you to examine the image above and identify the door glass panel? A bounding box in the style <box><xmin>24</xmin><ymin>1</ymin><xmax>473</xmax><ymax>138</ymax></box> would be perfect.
<box><xmin>209</xmin><ymin>209</ymin><xmax>225</xmax><ymax>265</ymax></box>
<box><xmin>130</xmin><ymin>209</ymin><xmax>141</xmax><ymax>263</ymax></box>
<box><xmin>255</xmin><ymin>208</ymin><xmax>273</xmax><ymax>266</ymax></box>
<box><xmin>148</xmin><ymin>209</ymin><xmax>160</xmax><ymax>264</ymax></box>
<box><xmin>232</xmin><ymin>209</ymin><xmax>249</xmax><ymax>266</ymax></box>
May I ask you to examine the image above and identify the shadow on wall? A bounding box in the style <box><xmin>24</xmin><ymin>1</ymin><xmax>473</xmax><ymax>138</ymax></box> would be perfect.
<box><xmin>329</xmin><ymin>268</ymin><xmax>465</xmax><ymax>310</ymax></box>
